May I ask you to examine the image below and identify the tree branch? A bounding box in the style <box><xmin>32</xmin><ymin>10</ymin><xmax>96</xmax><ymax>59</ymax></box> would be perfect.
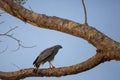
<box><xmin>0</xmin><ymin>11</ymin><xmax>5</xmax><ymax>16</ymax></box>
<box><xmin>0</xmin><ymin>0</ymin><xmax>120</xmax><ymax>79</ymax></box>
<box><xmin>82</xmin><ymin>0</ymin><xmax>88</xmax><ymax>25</ymax></box>
<box><xmin>0</xmin><ymin>52</ymin><xmax>107</xmax><ymax>80</ymax></box>
<box><xmin>0</xmin><ymin>0</ymin><xmax>119</xmax><ymax>50</ymax></box>
<box><xmin>0</xmin><ymin>51</ymin><xmax>120</xmax><ymax>80</ymax></box>
<box><xmin>0</xmin><ymin>45</ymin><xmax>8</xmax><ymax>54</ymax></box>
<box><xmin>0</xmin><ymin>26</ymin><xmax>36</xmax><ymax>52</ymax></box>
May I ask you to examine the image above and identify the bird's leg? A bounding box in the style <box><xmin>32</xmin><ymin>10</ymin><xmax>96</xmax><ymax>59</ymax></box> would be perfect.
<box><xmin>33</xmin><ymin>67</ymin><xmax>39</xmax><ymax>74</ymax></box>
<box><xmin>33</xmin><ymin>64</ymin><xmax>40</xmax><ymax>73</ymax></box>
<box><xmin>48</xmin><ymin>61</ymin><xmax>55</xmax><ymax>68</ymax></box>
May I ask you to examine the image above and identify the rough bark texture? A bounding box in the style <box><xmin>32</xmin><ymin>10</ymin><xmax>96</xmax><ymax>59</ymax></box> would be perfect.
<box><xmin>0</xmin><ymin>53</ymin><xmax>114</xmax><ymax>80</ymax></box>
<box><xmin>0</xmin><ymin>0</ymin><xmax>120</xmax><ymax>80</ymax></box>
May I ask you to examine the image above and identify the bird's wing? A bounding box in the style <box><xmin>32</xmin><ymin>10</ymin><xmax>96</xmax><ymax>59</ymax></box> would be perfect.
<box><xmin>38</xmin><ymin>47</ymin><xmax>55</xmax><ymax>61</ymax></box>
<box><xmin>33</xmin><ymin>47</ymin><xmax>55</xmax><ymax>65</ymax></box>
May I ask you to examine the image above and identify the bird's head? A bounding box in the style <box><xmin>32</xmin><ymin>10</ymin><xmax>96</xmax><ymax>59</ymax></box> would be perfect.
<box><xmin>55</xmin><ymin>45</ymin><xmax>62</xmax><ymax>49</ymax></box>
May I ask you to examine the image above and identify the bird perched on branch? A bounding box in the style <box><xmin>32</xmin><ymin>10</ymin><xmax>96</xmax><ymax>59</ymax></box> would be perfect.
<box><xmin>33</xmin><ymin>45</ymin><xmax>62</xmax><ymax>69</ymax></box>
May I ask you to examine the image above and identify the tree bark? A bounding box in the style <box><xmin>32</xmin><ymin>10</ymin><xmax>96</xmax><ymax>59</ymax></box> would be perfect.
<box><xmin>0</xmin><ymin>0</ymin><xmax>120</xmax><ymax>79</ymax></box>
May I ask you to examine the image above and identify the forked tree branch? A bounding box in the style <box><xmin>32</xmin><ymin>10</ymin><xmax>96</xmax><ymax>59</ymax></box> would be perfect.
<box><xmin>0</xmin><ymin>52</ymin><xmax>118</xmax><ymax>80</ymax></box>
<box><xmin>0</xmin><ymin>0</ymin><xmax>119</xmax><ymax>49</ymax></box>
<box><xmin>0</xmin><ymin>0</ymin><xmax>120</xmax><ymax>79</ymax></box>
<box><xmin>0</xmin><ymin>26</ymin><xmax>36</xmax><ymax>53</ymax></box>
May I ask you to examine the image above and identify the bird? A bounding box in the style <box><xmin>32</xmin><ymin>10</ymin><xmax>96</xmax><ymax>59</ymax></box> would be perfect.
<box><xmin>33</xmin><ymin>45</ymin><xmax>62</xmax><ymax>69</ymax></box>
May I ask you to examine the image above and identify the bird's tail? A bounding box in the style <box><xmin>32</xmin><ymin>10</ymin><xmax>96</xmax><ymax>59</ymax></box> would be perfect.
<box><xmin>33</xmin><ymin>57</ymin><xmax>38</xmax><ymax>65</ymax></box>
<box><xmin>33</xmin><ymin>56</ymin><xmax>39</xmax><ymax>67</ymax></box>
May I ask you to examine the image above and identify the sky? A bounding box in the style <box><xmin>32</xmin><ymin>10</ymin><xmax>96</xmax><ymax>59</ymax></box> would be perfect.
<box><xmin>0</xmin><ymin>0</ymin><xmax>120</xmax><ymax>80</ymax></box>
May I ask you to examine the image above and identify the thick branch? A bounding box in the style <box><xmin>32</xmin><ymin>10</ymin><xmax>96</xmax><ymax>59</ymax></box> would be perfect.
<box><xmin>0</xmin><ymin>50</ymin><xmax>120</xmax><ymax>79</ymax></box>
<box><xmin>0</xmin><ymin>0</ymin><xmax>120</xmax><ymax>79</ymax></box>
<box><xmin>0</xmin><ymin>0</ymin><xmax>119</xmax><ymax>50</ymax></box>
<box><xmin>0</xmin><ymin>51</ymin><xmax>120</xmax><ymax>80</ymax></box>
<box><xmin>0</xmin><ymin>53</ymin><xmax>107</xmax><ymax>80</ymax></box>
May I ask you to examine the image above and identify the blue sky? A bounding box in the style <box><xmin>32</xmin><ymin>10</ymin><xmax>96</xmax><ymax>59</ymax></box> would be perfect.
<box><xmin>0</xmin><ymin>0</ymin><xmax>120</xmax><ymax>80</ymax></box>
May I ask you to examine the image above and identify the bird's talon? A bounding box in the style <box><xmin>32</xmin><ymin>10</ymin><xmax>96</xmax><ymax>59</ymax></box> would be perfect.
<box><xmin>51</xmin><ymin>66</ymin><xmax>55</xmax><ymax>68</ymax></box>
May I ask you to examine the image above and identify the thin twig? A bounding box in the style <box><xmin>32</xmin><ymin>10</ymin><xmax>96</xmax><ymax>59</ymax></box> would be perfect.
<box><xmin>11</xmin><ymin>63</ymin><xmax>21</xmax><ymax>69</ymax></box>
<box><xmin>0</xmin><ymin>21</ymin><xmax>5</xmax><ymax>24</ymax></box>
<box><xmin>0</xmin><ymin>11</ymin><xmax>5</xmax><ymax>16</ymax></box>
<box><xmin>0</xmin><ymin>45</ymin><xmax>8</xmax><ymax>54</ymax></box>
<box><xmin>28</xmin><ymin>5</ymin><xmax>33</xmax><ymax>12</ymax></box>
<box><xmin>0</xmin><ymin>12</ymin><xmax>5</xmax><ymax>14</ymax></box>
<box><xmin>82</xmin><ymin>0</ymin><xmax>88</xmax><ymax>25</ymax></box>
<box><xmin>5</xmin><ymin>26</ymin><xmax>18</xmax><ymax>34</ymax></box>
<box><xmin>0</xmin><ymin>27</ymin><xmax>36</xmax><ymax>52</ymax></box>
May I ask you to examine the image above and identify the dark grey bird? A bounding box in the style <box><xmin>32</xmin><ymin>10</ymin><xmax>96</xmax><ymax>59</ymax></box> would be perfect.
<box><xmin>33</xmin><ymin>45</ymin><xmax>62</xmax><ymax>69</ymax></box>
